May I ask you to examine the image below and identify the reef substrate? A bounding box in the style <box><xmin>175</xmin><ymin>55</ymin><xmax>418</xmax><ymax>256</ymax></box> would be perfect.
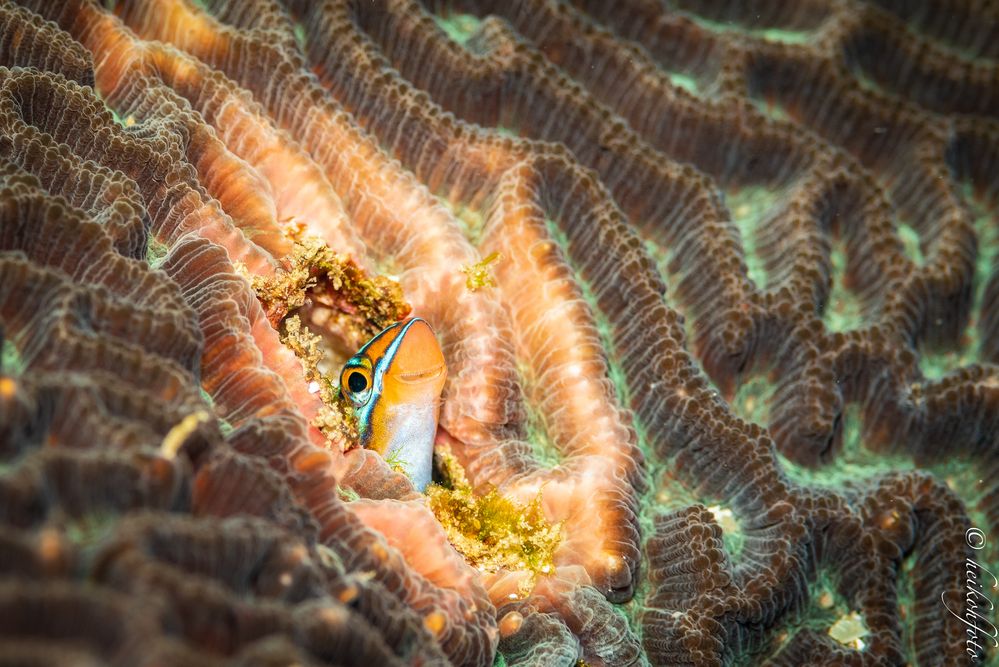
<box><xmin>0</xmin><ymin>0</ymin><xmax>997</xmax><ymax>665</ymax></box>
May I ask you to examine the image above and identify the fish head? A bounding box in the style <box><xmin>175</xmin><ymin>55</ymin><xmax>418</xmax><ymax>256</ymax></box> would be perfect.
<box><xmin>339</xmin><ymin>317</ymin><xmax>446</xmax><ymax>490</ymax></box>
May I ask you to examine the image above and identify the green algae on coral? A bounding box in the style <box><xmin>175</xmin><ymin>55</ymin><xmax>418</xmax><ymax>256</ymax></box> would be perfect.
<box><xmin>667</xmin><ymin>72</ymin><xmax>700</xmax><ymax>96</ymax></box>
<box><xmin>707</xmin><ymin>503</ymin><xmax>745</xmax><ymax>559</ymax></box>
<box><xmin>823</xmin><ymin>240</ymin><xmax>867</xmax><ymax>332</ymax></box>
<box><xmin>827</xmin><ymin>610</ymin><xmax>869</xmax><ymax>649</ymax></box>
<box><xmin>729</xmin><ymin>373</ymin><xmax>774</xmax><ymax>429</ymax></box>
<box><xmin>896</xmin><ymin>223</ymin><xmax>924</xmax><ymax>266</ymax></box>
<box><xmin>144</xmin><ymin>236</ymin><xmax>170</xmax><ymax>268</ymax></box>
<box><xmin>727</xmin><ymin>186</ymin><xmax>779</xmax><ymax>292</ymax></box>
<box><xmin>433</xmin><ymin>13</ymin><xmax>482</xmax><ymax>47</ymax></box>
<box><xmin>676</xmin><ymin>11</ymin><xmax>818</xmax><ymax>45</ymax></box>
<box><xmin>517</xmin><ymin>362</ymin><xmax>564</xmax><ymax>469</ymax></box>
<box><xmin>427</xmin><ymin>451</ymin><xmax>561</xmax><ymax>586</ymax></box>
<box><xmin>242</xmin><ymin>236</ymin><xmax>413</xmax><ymax>447</ymax></box>
<box><xmin>198</xmin><ymin>388</ymin><xmax>232</xmax><ymax>435</ymax></box>
<box><xmin>1</xmin><ymin>337</ymin><xmax>22</xmax><ymax>375</ymax></box>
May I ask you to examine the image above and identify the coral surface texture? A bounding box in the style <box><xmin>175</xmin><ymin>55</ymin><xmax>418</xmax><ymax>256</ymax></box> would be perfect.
<box><xmin>0</xmin><ymin>0</ymin><xmax>997</xmax><ymax>665</ymax></box>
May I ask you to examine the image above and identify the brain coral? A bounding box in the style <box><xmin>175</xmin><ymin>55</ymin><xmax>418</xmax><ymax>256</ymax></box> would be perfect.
<box><xmin>0</xmin><ymin>0</ymin><xmax>997</xmax><ymax>665</ymax></box>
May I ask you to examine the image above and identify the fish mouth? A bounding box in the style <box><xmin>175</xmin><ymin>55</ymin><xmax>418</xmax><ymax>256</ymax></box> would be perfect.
<box><xmin>391</xmin><ymin>363</ymin><xmax>446</xmax><ymax>384</ymax></box>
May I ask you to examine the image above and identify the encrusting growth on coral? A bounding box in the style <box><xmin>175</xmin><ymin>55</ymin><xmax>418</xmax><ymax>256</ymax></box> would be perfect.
<box><xmin>427</xmin><ymin>451</ymin><xmax>561</xmax><ymax>591</ymax></box>
<box><xmin>243</xmin><ymin>234</ymin><xmax>410</xmax><ymax>448</ymax></box>
<box><xmin>248</xmin><ymin>234</ymin><xmax>409</xmax><ymax>342</ymax></box>
<box><xmin>279</xmin><ymin>315</ymin><xmax>358</xmax><ymax>447</ymax></box>
<box><xmin>460</xmin><ymin>250</ymin><xmax>502</xmax><ymax>292</ymax></box>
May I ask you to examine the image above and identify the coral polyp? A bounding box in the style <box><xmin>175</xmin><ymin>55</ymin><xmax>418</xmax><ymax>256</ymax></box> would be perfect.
<box><xmin>0</xmin><ymin>0</ymin><xmax>997</xmax><ymax>665</ymax></box>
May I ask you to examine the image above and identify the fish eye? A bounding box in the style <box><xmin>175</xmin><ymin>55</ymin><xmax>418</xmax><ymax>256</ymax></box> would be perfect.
<box><xmin>339</xmin><ymin>361</ymin><xmax>373</xmax><ymax>406</ymax></box>
<box><xmin>347</xmin><ymin>371</ymin><xmax>368</xmax><ymax>393</ymax></box>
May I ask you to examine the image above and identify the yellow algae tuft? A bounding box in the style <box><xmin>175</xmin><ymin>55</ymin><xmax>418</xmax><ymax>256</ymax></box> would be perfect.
<box><xmin>280</xmin><ymin>315</ymin><xmax>358</xmax><ymax>447</ymax></box>
<box><xmin>279</xmin><ymin>315</ymin><xmax>325</xmax><ymax>384</ymax></box>
<box><xmin>249</xmin><ymin>235</ymin><xmax>409</xmax><ymax>340</ymax></box>
<box><xmin>460</xmin><ymin>251</ymin><xmax>502</xmax><ymax>292</ymax></box>
<box><xmin>427</xmin><ymin>451</ymin><xmax>561</xmax><ymax>590</ymax></box>
<box><xmin>246</xmin><ymin>235</ymin><xmax>412</xmax><ymax>450</ymax></box>
<box><xmin>311</xmin><ymin>403</ymin><xmax>359</xmax><ymax>449</ymax></box>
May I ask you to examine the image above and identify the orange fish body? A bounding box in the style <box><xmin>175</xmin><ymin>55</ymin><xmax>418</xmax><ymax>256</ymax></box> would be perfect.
<box><xmin>339</xmin><ymin>318</ymin><xmax>447</xmax><ymax>491</ymax></box>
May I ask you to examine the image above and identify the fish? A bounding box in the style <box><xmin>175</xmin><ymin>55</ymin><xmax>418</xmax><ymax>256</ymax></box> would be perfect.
<box><xmin>338</xmin><ymin>317</ymin><xmax>447</xmax><ymax>491</ymax></box>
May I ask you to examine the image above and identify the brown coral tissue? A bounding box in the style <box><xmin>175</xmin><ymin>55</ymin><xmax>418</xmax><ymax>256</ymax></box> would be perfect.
<box><xmin>0</xmin><ymin>0</ymin><xmax>997</xmax><ymax>664</ymax></box>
